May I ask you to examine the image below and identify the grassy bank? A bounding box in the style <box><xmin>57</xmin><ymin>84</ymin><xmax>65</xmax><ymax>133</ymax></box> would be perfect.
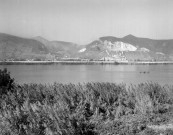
<box><xmin>1</xmin><ymin>81</ymin><xmax>173</xmax><ymax>135</ymax></box>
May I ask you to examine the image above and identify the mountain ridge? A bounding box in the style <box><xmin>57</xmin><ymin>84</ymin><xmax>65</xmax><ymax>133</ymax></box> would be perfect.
<box><xmin>1</xmin><ymin>33</ymin><xmax>173</xmax><ymax>61</ymax></box>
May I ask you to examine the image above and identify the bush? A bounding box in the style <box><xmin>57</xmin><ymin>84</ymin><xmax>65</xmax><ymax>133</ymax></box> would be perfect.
<box><xmin>0</xmin><ymin>68</ymin><xmax>14</xmax><ymax>95</ymax></box>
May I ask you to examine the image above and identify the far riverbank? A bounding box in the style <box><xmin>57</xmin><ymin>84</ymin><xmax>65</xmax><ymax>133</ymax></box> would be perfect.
<box><xmin>1</xmin><ymin>60</ymin><xmax>173</xmax><ymax>65</ymax></box>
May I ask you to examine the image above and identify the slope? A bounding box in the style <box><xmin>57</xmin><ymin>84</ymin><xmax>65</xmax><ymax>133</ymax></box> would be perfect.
<box><xmin>0</xmin><ymin>33</ymin><xmax>48</xmax><ymax>60</ymax></box>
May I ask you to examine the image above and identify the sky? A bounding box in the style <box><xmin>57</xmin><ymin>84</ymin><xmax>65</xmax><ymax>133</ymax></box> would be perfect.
<box><xmin>0</xmin><ymin>0</ymin><xmax>173</xmax><ymax>44</ymax></box>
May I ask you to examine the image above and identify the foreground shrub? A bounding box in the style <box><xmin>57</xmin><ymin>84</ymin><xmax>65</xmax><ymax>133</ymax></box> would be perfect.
<box><xmin>0</xmin><ymin>68</ymin><xmax>14</xmax><ymax>95</ymax></box>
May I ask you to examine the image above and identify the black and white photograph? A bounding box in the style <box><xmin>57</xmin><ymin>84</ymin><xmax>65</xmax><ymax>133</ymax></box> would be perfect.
<box><xmin>0</xmin><ymin>0</ymin><xmax>173</xmax><ymax>134</ymax></box>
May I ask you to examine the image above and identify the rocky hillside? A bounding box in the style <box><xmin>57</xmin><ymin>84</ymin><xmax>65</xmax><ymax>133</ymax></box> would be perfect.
<box><xmin>78</xmin><ymin>35</ymin><xmax>173</xmax><ymax>61</ymax></box>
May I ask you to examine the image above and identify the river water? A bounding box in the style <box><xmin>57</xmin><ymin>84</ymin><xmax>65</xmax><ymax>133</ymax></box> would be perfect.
<box><xmin>0</xmin><ymin>64</ymin><xmax>173</xmax><ymax>85</ymax></box>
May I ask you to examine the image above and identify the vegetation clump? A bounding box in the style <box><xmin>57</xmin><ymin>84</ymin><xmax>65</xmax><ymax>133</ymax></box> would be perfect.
<box><xmin>0</xmin><ymin>69</ymin><xmax>173</xmax><ymax>135</ymax></box>
<box><xmin>0</xmin><ymin>68</ymin><xmax>14</xmax><ymax>96</ymax></box>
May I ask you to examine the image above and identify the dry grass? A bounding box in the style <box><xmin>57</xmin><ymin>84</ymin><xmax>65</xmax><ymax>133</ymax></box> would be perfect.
<box><xmin>1</xmin><ymin>82</ymin><xmax>173</xmax><ymax>135</ymax></box>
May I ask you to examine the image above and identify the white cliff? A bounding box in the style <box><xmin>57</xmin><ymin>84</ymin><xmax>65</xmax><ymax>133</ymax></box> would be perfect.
<box><xmin>104</xmin><ymin>40</ymin><xmax>137</xmax><ymax>51</ymax></box>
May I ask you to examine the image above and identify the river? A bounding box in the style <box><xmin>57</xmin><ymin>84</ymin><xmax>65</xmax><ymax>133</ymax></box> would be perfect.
<box><xmin>0</xmin><ymin>64</ymin><xmax>173</xmax><ymax>85</ymax></box>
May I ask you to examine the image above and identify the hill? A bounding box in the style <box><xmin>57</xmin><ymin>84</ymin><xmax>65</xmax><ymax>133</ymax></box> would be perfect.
<box><xmin>34</xmin><ymin>36</ymin><xmax>83</xmax><ymax>58</ymax></box>
<box><xmin>0</xmin><ymin>33</ymin><xmax>48</xmax><ymax>60</ymax></box>
<box><xmin>78</xmin><ymin>35</ymin><xmax>173</xmax><ymax>61</ymax></box>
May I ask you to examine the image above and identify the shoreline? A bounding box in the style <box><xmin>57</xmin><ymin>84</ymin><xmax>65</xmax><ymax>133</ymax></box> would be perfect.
<box><xmin>0</xmin><ymin>60</ymin><xmax>173</xmax><ymax>65</ymax></box>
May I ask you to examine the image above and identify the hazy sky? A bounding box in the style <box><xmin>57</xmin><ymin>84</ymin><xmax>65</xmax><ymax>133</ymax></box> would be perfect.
<box><xmin>0</xmin><ymin>0</ymin><xmax>173</xmax><ymax>44</ymax></box>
